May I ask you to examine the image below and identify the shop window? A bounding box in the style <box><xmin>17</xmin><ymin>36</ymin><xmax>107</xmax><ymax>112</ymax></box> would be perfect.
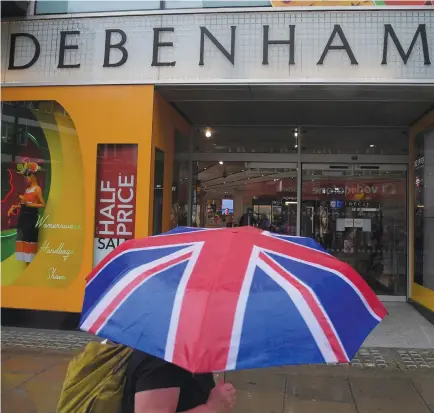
<box><xmin>35</xmin><ymin>1</ymin><xmax>159</xmax><ymax>14</ymax></box>
<box><xmin>153</xmin><ymin>148</ymin><xmax>165</xmax><ymax>235</ymax></box>
<box><xmin>414</xmin><ymin>128</ymin><xmax>434</xmax><ymax>291</ymax></box>
<box><xmin>35</xmin><ymin>0</ymin><xmax>269</xmax><ymax>14</ymax></box>
<box><xmin>164</xmin><ymin>1</ymin><xmax>269</xmax><ymax>9</ymax></box>
<box><xmin>1</xmin><ymin>101</ymin><xmax>85</xmax><ymax>287</ymax></box>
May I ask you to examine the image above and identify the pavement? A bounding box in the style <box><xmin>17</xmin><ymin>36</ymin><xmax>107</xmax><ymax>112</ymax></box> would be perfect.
<box><xmin>2</xmin><ymin>345</ymin><xmax>434</xmax><ymax>413</ymax></box>
<box><xmin>2</xmin><ymin>303</ymin><xmax>434</xmax><ymax>413</ymax></box>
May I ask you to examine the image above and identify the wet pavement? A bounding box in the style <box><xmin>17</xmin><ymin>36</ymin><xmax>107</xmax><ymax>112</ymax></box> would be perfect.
<box><xmin>2</xmin><ymin>344</ymin><xmax>434</xmax><ymax>413</ymax></box>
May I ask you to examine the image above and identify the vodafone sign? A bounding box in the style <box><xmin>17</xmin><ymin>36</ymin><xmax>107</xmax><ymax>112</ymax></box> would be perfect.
<box><xmin>312</xmin><ymin>183</ymin><xmax>398</xmax><ymax>196</ymax></box>
<box><xmin>279</xmin><ymin>179</ymin><xmax>404</xmax><ymax>200</ymax></box>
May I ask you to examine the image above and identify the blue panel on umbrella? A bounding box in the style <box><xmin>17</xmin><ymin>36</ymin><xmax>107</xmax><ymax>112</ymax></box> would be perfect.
<box><xmin>236</xmin><ymin>266</ymin><xmax>324</xmax><ymax>370</ymax></box>
<box><xmin>97</xmin><ymin>259</ymin><xmax>189</xmax><ymax>360</ymax></box>
<box><xmin>82</xmin><ymin>245</ymin><xmax>191</xmax><ymax>319</ymax></box>
<box><xmin>265</xmin><ymin>252</ymin><xmax>379</xmax><ymax>359</ymax></box>
<box><xmin>162</xmin><ymin>227</ymin><xmax>207</xmax><ymax>235</ymax></box>
<box><xmin>270</xmin><ymin>234</ymin><xmax>328</xmax><ymax>253</ymax></box>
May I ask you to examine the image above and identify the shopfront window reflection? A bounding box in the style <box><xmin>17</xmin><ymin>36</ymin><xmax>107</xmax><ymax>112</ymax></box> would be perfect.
<box><xmin>36</xmin><ymin>0</ymin><xmax>269</xmax><ymax>14</ymax></box>
<box><xmin>36</xmin><ymin>1</ymin><xmax>160</xmax><ymax>14</ymax></box>
<box><xmin>301</xmin><ymin>164</ymin><xmax>407</xmax><ymax>296</ymax></box>
<box><xmin>165</xmin><ymin>1</ymin><xmax>269</xmax><ymax>8</ymax></box>
<box><xmin>414</xmin><ymin>128</ymin><xmax>434</xmax><ymax>291</ymax></box>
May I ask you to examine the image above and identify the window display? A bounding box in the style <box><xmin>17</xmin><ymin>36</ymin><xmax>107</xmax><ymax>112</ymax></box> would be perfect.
<box><xmin>1</xmin><ymin>101</ymin><xmax>85</xmax><ymax>287</ymax></box>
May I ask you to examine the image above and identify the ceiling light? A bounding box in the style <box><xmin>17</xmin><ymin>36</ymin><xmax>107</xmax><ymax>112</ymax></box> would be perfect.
<box><xmin>205</xmin><ymin>129</ymin><xmax>212</xmax><ymax>138</ymax></box>
<box><xmin>219</xmin><ymin>161</ymin><xmax>224</xmax><ymax>165</ymax></box>
<box><xmin>370</xmin><ymin>144</ymin><xmax>375</xmax><ymax>148</ymax></box>
<box><xmin>294</xmin><ymin>144</ymin><xmax>298</xmax><ymax>148</ymax></box>
<box><xmin>294</xmin><ymin>132</ymin><xmax>299</xmax><ymax>138</ymax></box>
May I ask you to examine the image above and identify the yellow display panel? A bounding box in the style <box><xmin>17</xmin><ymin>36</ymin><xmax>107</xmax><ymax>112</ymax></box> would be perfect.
<box><xmin>1</xmin><ymin>85</ymin><xmax>155</xmax><ymax>313</ymax></box>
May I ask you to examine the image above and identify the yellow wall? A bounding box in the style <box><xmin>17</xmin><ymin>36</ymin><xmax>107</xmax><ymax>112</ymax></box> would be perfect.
<box><xmin>1</xmin><ymin>85</ymin><xmax>155</xmax><ymax>313</ymax></box>
<box><xmin>149</xmin><ymin>92</ymin><xmax>191</xmax><ymax>234</ymax></box>
<box><xmin>409</xmin><ymin>108</ymin><xmax>434</xmax><ymax>311</ymax></box>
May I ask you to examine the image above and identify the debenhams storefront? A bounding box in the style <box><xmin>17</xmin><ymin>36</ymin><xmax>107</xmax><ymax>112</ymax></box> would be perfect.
<box><xmin>1</xmin><ymin>1</ymin><xmax>433</xmax><ymax>328</ymax></box>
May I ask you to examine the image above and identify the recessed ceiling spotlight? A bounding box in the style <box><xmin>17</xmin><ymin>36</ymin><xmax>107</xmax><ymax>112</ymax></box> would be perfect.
<box><xmin>370</xmin><ymin>144</ymin><xmax>375</xmax><ymax>148</ymax></box>
<box><xmin>205</xmin><ymin>129</ymin><xmax>212</xmax><ymax>138</ymax></box>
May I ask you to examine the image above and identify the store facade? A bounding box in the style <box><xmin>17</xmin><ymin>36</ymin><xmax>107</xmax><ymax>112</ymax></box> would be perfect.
<box><xmin>1</xmin><ymin>3</ymin><xmax>433</xmax><ymax>327</ymax></box>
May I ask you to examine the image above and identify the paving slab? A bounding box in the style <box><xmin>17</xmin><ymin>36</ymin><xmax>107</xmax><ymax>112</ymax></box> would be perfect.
<box><xmin>227</xmin><ymin>370</ymin><xmax>286</xmax><ymax>413</ymax></box>
<box><xmin>2</xmin><ymin>386</ymin><xmax>38</xmax><ymax>413</ymax></box>
<box><xmin>286</xmin><ymin>375</ymin><xmax>353</xmax><ymax>403</ymax></box>
<box><xmin>284</xmin><ymin>399</ymin><xmax>357</xmax><ymax>413</ymax></box>
<box><xmin>412</xmin><ymin>379</ymin><xmax>434</xmax><ymax>406</ymax></box>
<box><xmin>349</xmin><ymin>376</ymin><xmax>421</xmax><ymax>400</ymax></box>
<box><xmin>354</xmin><ymin>397</ymin><xmax>432</xmax><ymax>413</ymax></box>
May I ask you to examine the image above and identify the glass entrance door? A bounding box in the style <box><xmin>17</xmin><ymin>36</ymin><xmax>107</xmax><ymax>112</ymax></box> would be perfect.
<box><xmin>301</xmin><ymin>163</ymin><xmax>407</xmax><ymax>296</ymax></box>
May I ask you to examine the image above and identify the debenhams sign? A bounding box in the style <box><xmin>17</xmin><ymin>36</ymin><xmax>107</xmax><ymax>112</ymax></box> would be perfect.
<box><xmin>1</xmin><ymin>10</ymin><xmax>433</xmax><ymax>85</ymax></box>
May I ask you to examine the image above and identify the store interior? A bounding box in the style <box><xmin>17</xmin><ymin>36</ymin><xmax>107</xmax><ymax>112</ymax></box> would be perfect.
<box><xmin>160</xmin><ymin>84</ymin><xmax>433</xmax><ymax>296</ymax></box>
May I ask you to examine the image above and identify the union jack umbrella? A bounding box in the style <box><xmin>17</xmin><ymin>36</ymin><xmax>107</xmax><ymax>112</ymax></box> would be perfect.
<box><xmin>80</xmin><ymin>226</ymin><xmax>387</xmax><ymax>373</ymax></box>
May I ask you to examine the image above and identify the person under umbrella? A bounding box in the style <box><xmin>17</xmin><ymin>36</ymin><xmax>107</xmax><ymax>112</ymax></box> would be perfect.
<box><xmin>80</xmin><ymin>226</ymin><xmax>387</xmax><ymax>413</ymax></box>
<box><xmin>123</xmin><ymin>351</ymin><xmax>235</xmax><ymax>413</ymax></box>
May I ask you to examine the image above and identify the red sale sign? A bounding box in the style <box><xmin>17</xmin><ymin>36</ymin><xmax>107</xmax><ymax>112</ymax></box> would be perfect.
<box><xmin>93</xmin><ymin>144</ymin><xmax>138</xmax><ymax>266</ymax></box>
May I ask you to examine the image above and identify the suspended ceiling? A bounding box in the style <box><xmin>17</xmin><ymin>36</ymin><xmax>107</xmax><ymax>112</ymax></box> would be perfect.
<box><xmin>158</xmin><ymin>84</ymin><xmax>434</xmax><ymax>128</ymax></box>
